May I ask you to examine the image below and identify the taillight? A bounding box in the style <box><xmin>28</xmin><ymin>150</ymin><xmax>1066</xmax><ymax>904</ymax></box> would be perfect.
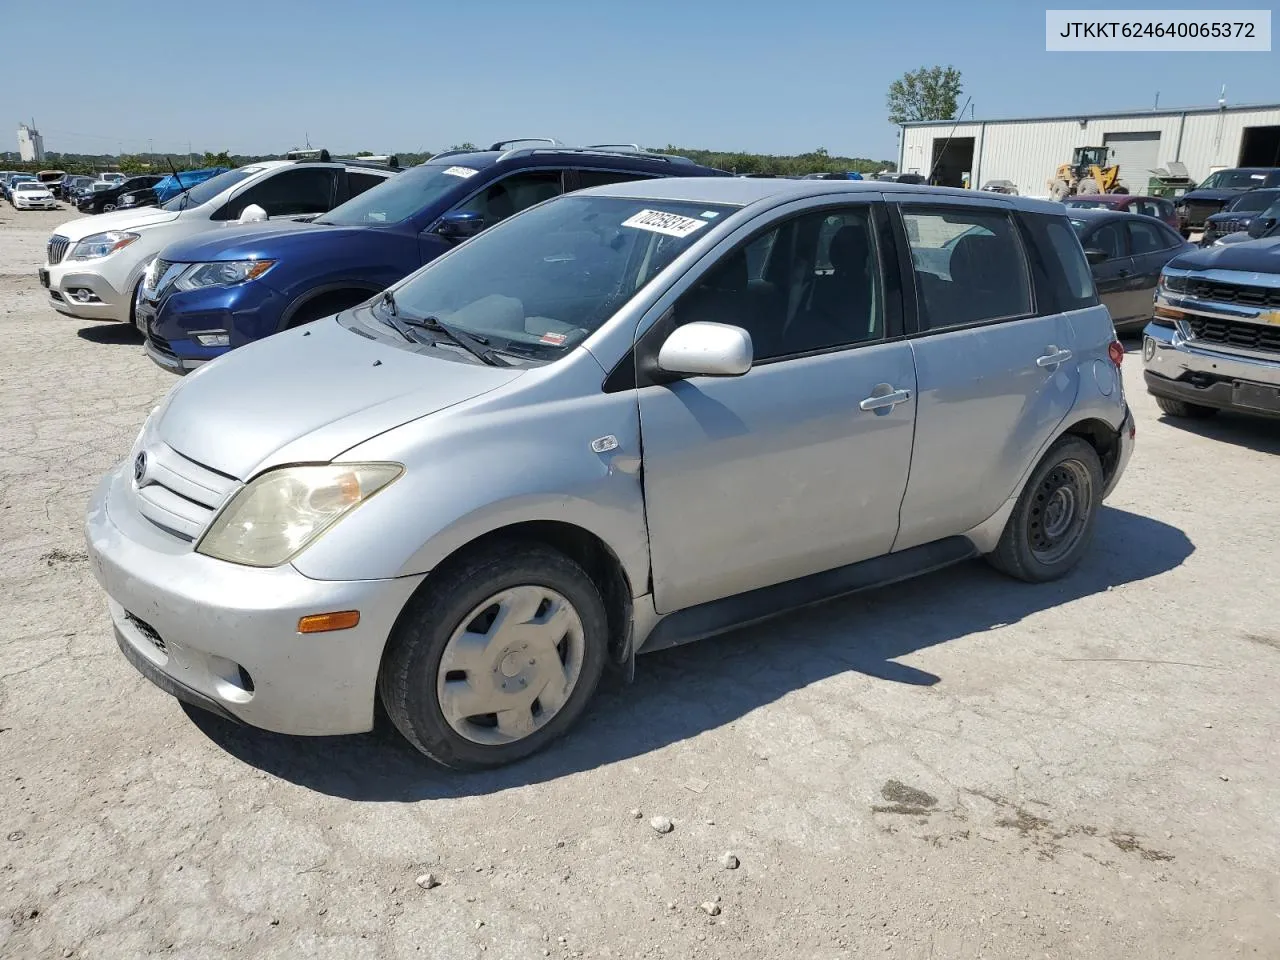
<box><xmin>1108</xmin><ymin>340</ymin><xmax>1124</xmax><ymax>367</ymax></box>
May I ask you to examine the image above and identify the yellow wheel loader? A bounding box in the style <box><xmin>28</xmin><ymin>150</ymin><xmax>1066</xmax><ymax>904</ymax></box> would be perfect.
<box><xmin>1048</xmin><ymin>146</ymin><xmax>1126</xmax><ymax>201</ymax></box>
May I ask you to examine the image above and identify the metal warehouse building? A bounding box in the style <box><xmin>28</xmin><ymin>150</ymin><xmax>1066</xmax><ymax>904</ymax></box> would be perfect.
<box><xmin>898</xmin><ymin>102</ymin><xmax>1280</xmax><ymax>198</ymax></box>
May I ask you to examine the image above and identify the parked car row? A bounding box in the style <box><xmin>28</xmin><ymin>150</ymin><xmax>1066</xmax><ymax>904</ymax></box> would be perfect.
<box><xmin>78</xmin><ymin>168</ymin><xmax>1135</xmax><ymax>769</ymax></box>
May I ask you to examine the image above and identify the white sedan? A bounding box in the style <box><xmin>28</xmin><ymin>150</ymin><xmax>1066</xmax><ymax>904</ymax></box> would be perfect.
<box><xmin>12</xmin><ymin>181</ymin><xmax>58</xmax><ymax>210</ymax></box>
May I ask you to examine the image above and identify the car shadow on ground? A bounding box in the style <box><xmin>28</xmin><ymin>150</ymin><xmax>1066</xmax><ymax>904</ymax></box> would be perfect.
<box><xmin>1155</xmin><ymin>410</ymin><xmax>1280</xmax><ymax>455</ymax></box>
<box><xmin>186</xmin><ymin>506</ymin><xmax>1192</xmax><ymax>800</ymax></box>
<box><xmin>75</xmin><ymin>323</ymin><xmax>142</xmax><ymax>345</ymax></box>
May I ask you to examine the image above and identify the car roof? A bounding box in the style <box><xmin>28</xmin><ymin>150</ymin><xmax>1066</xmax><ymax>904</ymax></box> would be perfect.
<box><xmin>419</xmin><ymin>146</ymin><xmax>723</xmax><ymax>176</ymax></box>
<box><xmin>580</xmin><ymin>176</ymin><xmax>1066</xmax><ymax>213</ymax></box>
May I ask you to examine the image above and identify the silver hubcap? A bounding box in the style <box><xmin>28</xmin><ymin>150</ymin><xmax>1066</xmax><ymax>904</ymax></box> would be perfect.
<box><xmin>1028</xmin><ymin>458</ymin><xmax>1093</xmax><ymax>564</ymax></box>
<box><xmin>436</xmin><ymin>585</ymin><xmax>585</xmax><ymax>745</ymax></box>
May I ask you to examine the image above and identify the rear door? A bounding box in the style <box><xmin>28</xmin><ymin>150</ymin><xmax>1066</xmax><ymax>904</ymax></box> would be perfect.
<box><xmin>892</xmin><ymin>199</ymin><xmax>1081</xmax><ymax>552</ymax></box>
<box><xmin>1125</xmin><ymin>219</ymin><xmax>1181</xmax><ymax>324</ymax></box>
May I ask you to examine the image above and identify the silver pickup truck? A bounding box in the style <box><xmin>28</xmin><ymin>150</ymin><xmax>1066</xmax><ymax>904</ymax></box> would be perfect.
<box><xmin>1143</xmin><ymin>237</ymin><xmax>1280</xmax><ymax>420</ymax></box>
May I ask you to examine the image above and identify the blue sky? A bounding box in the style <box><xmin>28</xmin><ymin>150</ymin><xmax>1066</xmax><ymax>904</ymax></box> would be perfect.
<box><xmin>5</xmin><ymin>0</ymin><xmax>1275</xmax><ymax>161</ymax></box>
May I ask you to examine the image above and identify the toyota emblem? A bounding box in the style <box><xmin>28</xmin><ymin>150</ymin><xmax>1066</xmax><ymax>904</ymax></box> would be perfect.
<box><xmin>133</xmin><ymin>452</ymin><xmax>147</xmax><ymax>484</ymax></box>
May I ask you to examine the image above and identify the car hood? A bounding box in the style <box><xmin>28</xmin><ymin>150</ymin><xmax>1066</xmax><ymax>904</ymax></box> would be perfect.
<box><xmin>1212</xmin><ymin>232</ymin><xmax>1257</xmax><ymax>247</ymax></box>
<box><xmin>160</xmin><ymin>220</ymin><xmax>357</xmax><ymax>263</ymax></box>
<box><xmin>1168</xmin><ymin>236</ymin><xmax>1280</xmax><ymax>272</ymax></box>
<box><xmin>157</xmin><ymin>311</ymin><xmax>524</xmax><ymax>480</ymax></box>
<box><xmin>1205</xmin><ymin>210</ymin><xmax>1253</xmax><ymax>223</ymax></box>
<box><xmin>1181</xmin><ymin>188</ymin><xmax>1247</xmax><ymax>204</ymax></box>
<box><xmin>53</xmin><ymin>206</ymin><xmax>181</xmax><ymax>240</ymax></box>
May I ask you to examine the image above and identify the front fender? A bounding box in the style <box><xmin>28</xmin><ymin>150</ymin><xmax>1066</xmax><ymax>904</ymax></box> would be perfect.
<box><xmin>288</xmin><ymin>352</ymin><xmax>652</xmax><ymax>594</ymax></box>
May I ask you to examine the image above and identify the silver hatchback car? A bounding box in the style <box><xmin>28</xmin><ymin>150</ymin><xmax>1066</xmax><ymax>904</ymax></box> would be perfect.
<box><xmin>86</xmin><ymin>178</ymin><xmax>1135</xmax><ymax>769</ymax></box>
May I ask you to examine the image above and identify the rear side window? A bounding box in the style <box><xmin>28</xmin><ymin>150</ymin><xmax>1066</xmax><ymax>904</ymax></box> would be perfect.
<box><xmin>213</xmin><ymin>168</ymin><xmax>337</xmax><ymax>220</ymax></box>
<box><xmin>1021</xmin><ymin>212</ymin><xmax>1099</xmax><ymax>313</ymax></box>
<box><xmin>1128</xmin><ymin>220</ymin><xmax>1173</xmax><ymax>254</ymax></box>
<box><xmin>900</xmin><ymin>207</ymin><xmax>1031</xmax><ymax>329</ymax></box>
<box><xmin>575</xmin><ymin>169</ymin><xmax>655</xmax><ymax>188</ymax></box>
<box><xmin>347</xmin><ymin>172</ymin><xmax>387</xmax><ymax>199</ymax></box>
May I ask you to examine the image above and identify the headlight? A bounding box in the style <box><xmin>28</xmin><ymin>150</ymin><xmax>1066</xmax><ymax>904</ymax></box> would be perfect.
<box><xmin>174</xmin><ymin>259</ymin><xmax>277</xmax><ymax>291</ymax></box>
<box><xmin>1158</xmin><ymin>273</ymin><xmax>1188</xmax><ymax>295</ymax></box>
<box><xmin>68</xmin><ymin>231</ymin><xmax>140</xmax><ymax>261</ymax></box>
<box><xmin>196</xmin><ymin>463</ymin><xmax>402</xmax><ymax>567</ymax></box>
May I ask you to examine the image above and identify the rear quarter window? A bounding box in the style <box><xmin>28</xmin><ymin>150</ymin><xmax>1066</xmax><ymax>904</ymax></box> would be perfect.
<box><xmin>1021</xmin><ymin>212</ymin><xmax>1099</xmax><ymax>313</ymax></box>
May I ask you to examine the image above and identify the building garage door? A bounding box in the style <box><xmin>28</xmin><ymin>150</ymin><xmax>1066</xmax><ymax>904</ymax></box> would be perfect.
<box><xmin>1102</xmin><ymin>132</ymin><xmax>1161</xmax><ymax>192</ymax></box>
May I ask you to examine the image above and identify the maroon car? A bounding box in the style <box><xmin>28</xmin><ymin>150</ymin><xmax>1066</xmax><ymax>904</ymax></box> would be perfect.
<box><xmin>1063</xmin><ymin>194</ymin><xmax>1178</xmax><ymax>229</ymax></box>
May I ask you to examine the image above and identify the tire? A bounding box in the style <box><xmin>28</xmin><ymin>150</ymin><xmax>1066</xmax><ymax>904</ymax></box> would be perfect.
<box><xmin>103</xmin><ymin>202</ymin><xmax>116</xmax><ymax>212</ymax></box>
<box><xmin>1154</xmin><ymin>395</ymin><xmax>1218</xmax><ymax>419</ymax></box>
<box><xmin>988</xmin><ymin>436</ymin><xmax>1104</xmax><ymax>583</ymax></box>
<box><xmin>378</xmin><ymin>541</ymin><xmax>609</xmax><ymax>770</ymax></box>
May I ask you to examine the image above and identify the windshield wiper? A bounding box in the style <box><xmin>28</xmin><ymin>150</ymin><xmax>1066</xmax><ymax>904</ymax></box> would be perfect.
<box><xmin>400</xmin><ymin>314</ymin><xmax>510</xmax><ymax>367</ymax></box>
<box><xmin>376</xmin><ymin>290</ymin><xmax>430</xmax><ymax>344</ymax></box>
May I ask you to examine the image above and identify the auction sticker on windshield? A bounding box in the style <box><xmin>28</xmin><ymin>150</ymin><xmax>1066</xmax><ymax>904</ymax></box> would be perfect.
<box><xmin>621</xmin><ymin>209</ymin><xmax>710</xmax><ymax>238</ymax></box>
<box><xmin>443</xmin><ymin>166</ymin><xmax>479</xmax><ymax>178</ymax></box>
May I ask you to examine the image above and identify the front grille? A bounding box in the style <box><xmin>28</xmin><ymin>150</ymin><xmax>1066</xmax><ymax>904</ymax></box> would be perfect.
<box><xmin>133</xmin><ymin>443</ymin><xmax>240</xmax><ymax>541</ymax></box>
<box><xmin>1182</xmin><ymin>201</ymin><xmax>1223</xmax><ymax>225</ymax></box>
<box><xmin>147</xmin><ymin>332</ymin><xmax>177</xmax><ymax>359</ymax></box>
<box><xmin>1186</xmin><ymin>316</ymin><xmax>1280</xmax><ymax>355</ymax></box>
<box><xmin>47</xmin><ymin>235</ymin><xmax>70</xmax><ymax>265</ymax></box>
<box><xmin>1224</xmin><ymin>219</ymin><xmax>1250</xmax><ymax>233</ymax></box>
<box><xmin>1184</xmin><ymin>279</ymin><xmax>1280</xmax><ymax>308</ymax></box>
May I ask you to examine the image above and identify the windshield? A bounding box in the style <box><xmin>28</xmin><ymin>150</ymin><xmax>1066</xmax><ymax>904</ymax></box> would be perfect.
<box><xmin>1199</xmin><ymin>169</ymin><xmax>1270</xmax><ymax>190</ymax></box>
<box><xmin>382</xmin><ymin>196</ymin><xmax>736</xmax><ymax>359</ymax></box>
<box><xmin>15</xmin><ymin>182</ymin><xmax>42</xmax><ymax>191</ymax></box>
<box><xmin>159</xmin><ymin>167</ymin><xmax>259</xmax><ymax>211</ymax></box>
<box><xmin>1226</xmin><ymin>189</ymin><xmax>1280</xmax><ymax>213</ymax></box>
<box><xmin>317</xmin><ymin>162</ymin><xmax>482</xmax><ymax>226</ymax></box>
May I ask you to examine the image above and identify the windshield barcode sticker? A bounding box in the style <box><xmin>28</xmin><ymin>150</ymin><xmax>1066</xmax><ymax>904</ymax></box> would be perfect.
<box><xmin>621</xmin><ymin>209</ymin><xmax>710</xmax><ymax>238</ymax></box>
<box><xmin>443</xmin><ymin>166</ymin><xmax>479</xmax><ymax>178</ymax></box>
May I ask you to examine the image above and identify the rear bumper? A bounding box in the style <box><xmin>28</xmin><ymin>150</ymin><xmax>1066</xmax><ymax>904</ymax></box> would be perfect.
<box><xmin>1102</xmin><ymin>404</ymin><xmax>1136</xmax><ymax>499</ymax></box>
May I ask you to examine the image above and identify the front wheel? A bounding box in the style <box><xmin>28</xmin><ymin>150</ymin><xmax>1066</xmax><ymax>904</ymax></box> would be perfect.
<box><xmin>1154</xmin><ymin>396</ymin><xmax>1218</xmax><ymax>419</ymax></box>
<box><xmin>378</xmin><ymin>542</ymin><xmax>609</xmax><ymax>769</ymax></box>
<box><xmin>103</xmin><ymin>202</ymin><xmax>116</xmax><ymax>212</ymax></box>
<box><xmin>988</xmin><ymin>436</ymin><xmax>1104</xmax><ymax>583</ymax></box>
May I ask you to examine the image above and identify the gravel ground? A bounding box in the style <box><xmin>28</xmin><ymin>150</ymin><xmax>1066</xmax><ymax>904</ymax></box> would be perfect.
<box><xmin>1</xmin><ymin>205</ymin><xmax>1279</xmax><ymax>960</ymax></box>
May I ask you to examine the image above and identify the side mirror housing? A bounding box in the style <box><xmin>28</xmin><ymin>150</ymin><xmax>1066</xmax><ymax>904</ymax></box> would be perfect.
<box><xmin>1084</xmin><ymin>248</ymin><xmax>1108</xmax><ymax>265</ymax></box>
<box><xmin>435</xmin><ymin>210</ymin><xmax>486</xmax><ymax>241</ymax></box>
<box><xmin>657</xmin><ymin>321</ymin><xmax>753</xmax><ymax>377</ymax></box>
<box><xmin>238</xmin><ymin>203</ymin><xmax>268</xmax><ymax>224</ymax></box>
<box><xmin>1248</xmin><ymin>216</ymin><xmax>1275</xmax><ymax>238</ymax></box>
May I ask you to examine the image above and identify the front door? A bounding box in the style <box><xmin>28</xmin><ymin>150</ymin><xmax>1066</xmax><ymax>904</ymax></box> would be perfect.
<box><xmin>892</xmin><ymin>200</ymin><xmax>1081</xmax><ymax>551</ymax></box>
<box><xmin>637</xmin><ymin>201</ymin><xmax>918</xmax><ymax>613</ymax></box>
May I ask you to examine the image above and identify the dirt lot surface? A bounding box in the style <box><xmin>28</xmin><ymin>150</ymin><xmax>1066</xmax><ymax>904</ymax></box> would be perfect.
<box><xmin>1</xmin><ymin>205</ymin><xmax>1279</xmax><ymax>960</ymax></box>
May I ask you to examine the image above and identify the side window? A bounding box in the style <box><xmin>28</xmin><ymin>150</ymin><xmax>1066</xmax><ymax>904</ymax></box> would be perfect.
<box><xmin>674</xmin><ymin>206</ymin><xmax>883</xmax><ymax>362</ymax></box>
<box><xmin>215</xmin><ymin>168</ymin><xmax>337</xmax><ymax>220</ymax></box>
<box><xmin>1040</xmin><ymin>217</ymin><xmax>1097</xmax><ymax>307</ymax></box>
<box><xmin>454</xmin><ymin>170</ymin><xmax>564</xmax><ymax>226</ymax></box>
<box><xmin>1128</xmin><ymin>220</ymin><xmax>1171</xmax><ymax>254</ymax></box>
<box><xmin>1089</xmin><ymin>222</ymin><xmax>1127</xmax><ymax>260</ymax></box>
<box><xmin>574</xmin><ymin>169</ymin><xmax>655</xmax><ymax>189</ymax></box>
<box><xmin>900</xmin><ymin>207</ymin><xmax>1031</xmax><ymax>330</ymax></box>
<box><xmin>347</xmin><ymin>172</ymin><xmax>387</xmax><ymax>200</ymax></box>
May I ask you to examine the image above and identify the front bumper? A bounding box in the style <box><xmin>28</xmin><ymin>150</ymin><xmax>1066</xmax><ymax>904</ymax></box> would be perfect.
<box><xmin>42</xmin><ymin>263</ymin><xmax>130</xmax><ymax>322</ymax></box>
<box><xmin>85</xmin><ymin>461</ymin><xmax>427</xmax><ymax>736</ymax></box>
<box><xmin>137</xmin><ymin>280</ymin><xmax>283</xmax><ymax>372</ymax></box>
<box><xmin>1143</xmin><ymin>321</ymin><xmax>1280</xmax><ymax>416</ymax></box>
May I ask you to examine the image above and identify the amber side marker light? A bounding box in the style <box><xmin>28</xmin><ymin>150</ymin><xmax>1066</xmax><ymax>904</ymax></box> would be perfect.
<box><xmin>1154</xmin><ymin>305</ymin><xmax>1184</xmax><ymax>321</ymax></box>
<box><xmin>298</xmin><ymin>611</ymin><xmax>361</xmax><ymax>634</ymax></box>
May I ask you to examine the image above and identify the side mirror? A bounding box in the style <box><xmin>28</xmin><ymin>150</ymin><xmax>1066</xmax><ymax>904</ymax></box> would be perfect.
<box><xmin>657</xmin><ymin>322</ymin><xmax>753</xmax><ymax>377</ymax></box>
<box><xmin>238</xmin><ymin>203</ymin><xmax>268</xmax><ymax>224</ymax></box>
<box><xmin>1248</xmin><ymin>216</ymin><xmax>1275</xmax><ymax>238</ymax></box>
<box><xmin>1084</xmin><ymin>248</ymin><xmax>1108</xmax><ymax>265</ymax></box>
<box><xmin>435</xmin><ymin>210</ymin><xmax>486</xmax><ymax>241</ymax></box>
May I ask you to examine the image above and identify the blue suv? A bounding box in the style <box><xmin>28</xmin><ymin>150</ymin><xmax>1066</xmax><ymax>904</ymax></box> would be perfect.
<box><xmin>139</xmin><ymin>141</ymin><xmax>730</xmax><ymax>372</ymax></box>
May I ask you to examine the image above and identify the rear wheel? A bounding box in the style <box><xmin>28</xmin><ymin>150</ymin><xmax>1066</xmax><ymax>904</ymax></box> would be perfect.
<box><xmin>1154</xmin><ymin>396</ymin><xmax>1218</xmax><ymax>419</ymax></box>
<box><xmin>378</xmin><ymin>542</ymin><xmax>609</xmax><ymax>769</ymax></box>
<box><xmin>988</xmin><ymin>436</ymin><xmax>1103</xmax><ymax>583</ymax></box>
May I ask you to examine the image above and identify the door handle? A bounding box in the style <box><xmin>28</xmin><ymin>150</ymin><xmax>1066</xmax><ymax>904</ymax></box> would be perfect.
<box><xmin>859</xmin><ymin>385</ymin><xmax>912</xmax><ymax>412</ymax></box>
<box><xmin>1036</xmin><ymin>346</ymin><xmax>1073</xmax><ymax>368</ymax></box>
<box><xmin>1117</xmin><ymin>269</ymin><xmax>1131</xmax><ymax>278</ymax></box>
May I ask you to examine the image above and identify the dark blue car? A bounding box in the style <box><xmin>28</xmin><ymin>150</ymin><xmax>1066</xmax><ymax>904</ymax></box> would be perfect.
<box><xmin>139</xmin><ymin>143</ymin><xmax>729</xmax><ymax>372</ymax></box>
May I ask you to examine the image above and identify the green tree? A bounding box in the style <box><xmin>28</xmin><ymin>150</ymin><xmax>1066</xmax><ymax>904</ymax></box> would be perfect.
<box><xmin>202</xmin><ymin>150</ymin><xmax>234</xmax><ymax>168</ymax></box>
<box><xmin>886</xmin><ymin>66</ymin><xmax>962</xmax><ymax>125</ymax></box>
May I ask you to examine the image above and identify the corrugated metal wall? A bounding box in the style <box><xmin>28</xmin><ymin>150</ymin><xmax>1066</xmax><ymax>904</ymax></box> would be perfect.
<box><xmin>899</xmin><ymin>107</ymin><xmax>1280</xmax><ymax>199</ymax></box>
